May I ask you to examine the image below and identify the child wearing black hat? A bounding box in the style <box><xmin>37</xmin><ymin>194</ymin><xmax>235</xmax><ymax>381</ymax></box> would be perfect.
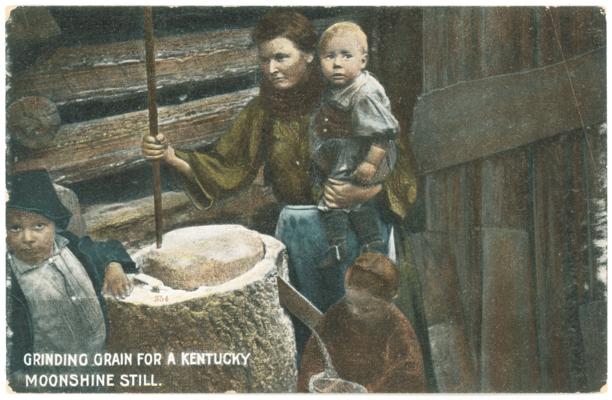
<box><xmin>6</xmin><ymin>170</ymin><xmax>137</xmax><ymax>392</ymax></box>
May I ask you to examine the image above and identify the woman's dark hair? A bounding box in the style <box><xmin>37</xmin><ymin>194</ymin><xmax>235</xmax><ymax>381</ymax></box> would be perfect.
<box><xmin>252</xmin><ymin>10</ymin><xmax>317</xmax><ymax>53</ymax></box>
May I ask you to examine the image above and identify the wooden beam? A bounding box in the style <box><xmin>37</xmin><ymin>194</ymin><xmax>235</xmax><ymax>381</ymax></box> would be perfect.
<box><xmin>11</xmin><ymin>29</ymin><xmax>259</xmax><ymax>106</ymax></box>
<box><xmin>83</xmin><ymin>185</ymin><xmax>277</xmax><ymax>251</ymax></box>
<box><xmin>411</xmin><ymin>48</ymin><xmax>605</xmax><ymax>174</ymax></box>
<box><xmin>12</xmin><ymin>87</ymin><xmax>258</xmax><ymax>184</ymax></box>
<box><xmin>480</xmin><ymin>228</ymin><xmax>539</xmax><ymax>391</ymax></box>
<box><xmin>10</xmin><ymin>15</ymin><xmax>360</xmax><ymax>107</ymax></box>
<box><xmin>409</xmin><ymin>231</ymin><xmax>478</xmax><ymax>392</ymax></box>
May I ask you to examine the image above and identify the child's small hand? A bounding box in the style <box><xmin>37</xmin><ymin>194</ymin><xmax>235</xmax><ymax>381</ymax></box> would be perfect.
<box><xmin>103</xmin><ymin>262</ymin><xmax>133</xmax><ymax>299</ymax></box>
<box><xmin>352</xmin><ymin>162</ymin><xmax>377</xmax><ymax>185</ymax></box>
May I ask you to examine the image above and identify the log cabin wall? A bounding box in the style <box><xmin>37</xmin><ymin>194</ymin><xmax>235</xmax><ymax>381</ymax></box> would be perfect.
<box><xmin>409</xmin><ymin>7</ymin><xmax>606</xmax><ymax>392</ymax></box>
<box><xmin>6</xmin><ymin>6</ymin><xmax>374</xmax><ymax>248</ymax></box>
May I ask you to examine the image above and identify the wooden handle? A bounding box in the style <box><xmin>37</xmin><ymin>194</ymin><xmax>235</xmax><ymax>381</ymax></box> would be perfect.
<box><xmin>144</xmin><ymin>6</ymin><xmax>163</xmax><ymax>248</ymax></box>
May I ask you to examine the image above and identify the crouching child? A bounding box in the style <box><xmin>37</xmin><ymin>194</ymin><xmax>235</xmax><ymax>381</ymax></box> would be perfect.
<box><xmin>6</xmin><ymin>170</ymin><xmax>137</xmax><ymax>392</ymax></box>
<box><xmin>297</xmin><ymin>252</ymin><xmax>427</xmax><ymax>392</ymax></box>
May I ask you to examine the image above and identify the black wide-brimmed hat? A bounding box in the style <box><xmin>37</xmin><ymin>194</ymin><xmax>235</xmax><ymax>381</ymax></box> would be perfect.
<box><xmin>7</xmin><ymin>169</ymin><xmax>72</xmax><ymax>231</ymax></box>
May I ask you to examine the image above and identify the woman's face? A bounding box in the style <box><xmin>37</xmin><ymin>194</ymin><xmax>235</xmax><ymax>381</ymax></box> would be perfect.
<box><xmin>258</xmin><ymin>37</ymin><xmax>314</xmax><ymax>90</ymax></box>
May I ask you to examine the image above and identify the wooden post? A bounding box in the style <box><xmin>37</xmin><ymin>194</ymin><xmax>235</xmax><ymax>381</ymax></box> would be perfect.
<box><xmin>144</xmin><ymin>7</ymin><xmax>163</xmax><ymax>248</ymax></box>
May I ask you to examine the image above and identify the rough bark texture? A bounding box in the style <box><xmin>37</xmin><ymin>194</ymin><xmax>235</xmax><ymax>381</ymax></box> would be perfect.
<box><xmin>11</xmin><ymin>28</ymin><xmax>258</xmax><ymax>106</ymax></box>
<box><xmin>11</xmin><ymin>88</ymin><xmax>257</xmax><ymax>184</ymax></box>
<box><xmin>105</xmin><ymin>225</ymin><xmax>297</xmax><ymax>393</ymax></box>
<box><xmin>142</xmin><ymin>227</ymin><xmax>265</xmax><ymax>290</ymax></box>
<box><xmin>7</xmin><ymin>96</ymin><xmax>61</xmax><ymax>149</ymax></box>
<box><xmin>10</xmin><ymin>15</ymin><xmax>360</xmax><ymax>107</ymax></box>
<box><xmin>83</xmin><ymin>186</ymin><xmax>277</xmax><ymax>251</ymax></box>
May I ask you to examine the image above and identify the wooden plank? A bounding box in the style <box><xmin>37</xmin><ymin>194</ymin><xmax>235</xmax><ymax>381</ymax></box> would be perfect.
<box><xmin>422</xmin><ymin>8</ymin><xmax>445</xmax><ymax>92</ymax></box>
<box><xmin>480</xmin><ymin>228</ymin><xmax>539</xmax><ymax>392</ymax></box>
<box><xmin>458</xmin><ymin>7</ymin><xmax>482</xmax><ymax>84</ymax></box>
<box><xmin>480</xmin><ymin>8</ymin><xmax>524</xmax><ymax>78</ymax></box>
<box><xmin>556</xmin><ymin>7</ymin><xmax>606</xmax><ymax>60</ymax></box>
<box><xmin>533</xmin><ymin>7</ymin><xmax>563</xmax><ymax>67</ymax></box>
<box><xmin>425</xmin><ymin>165</ymin><xmax>461</xmax><ymax>232</ymax></box>
<box><xmin>480</xmin><ymin>149</ymin><xmax>530</xmax><ymax>229</ymax></box>
<box><xmin>583</xmin><ymin>125</ymin><xmax>607</xmax><ymax>303</ymax></box>
<box><xmin>11</xmin><ymin>87</ymin><xmax>258</xmax><ymax>184</ymax></box>
<box><xmin>424</xmin><ymin>7</ymin><xmax>537</xmax><ymax>88</ymax></box>
<box><xmin>424</xmin><ymin>171</ymin><xmax>449</xmax><ymax>232</ymax></box>
<box><xmin>425</xmin><ymin>7</ymin><xmax>538</xmax><ymax>88</ymax></box>
<box><xmin>479</xmin><ymin>144</ymin><xmax>538</xmax><ymax>391</ymax></box>
<box><xmin>448</xmin><ymin>161</ymin><xmax>482</xmax><ymax>372</ymax></box>
<box><xmin>83</xmin><ymin>184</ymin><xmax>277</xmax><ymax>251</ymax></box>
<box><xmin>409</xmin><ymin>231</ymin><xmax>478</xmax><ymax>392</ymax></box>
<box><xmin>9</xmin><ymin>15</ymin><xmax>358</xmax><ymax>107</ymax></box>
<box><xmin>533</xmin><ymin>135</ymin><xmax>574</xmax><ymax>391</ymax></box>
<box><xmin>578</xmin><ymin>300</ymin><xmax>607</xmax><ymax>391</ymax></box>
<box><xmin>564</xmin><ymin>132</ymin><xmax>590</xmax><ymax>305</ymax></box>
<box><xmin>445</xmin><ymin>8</ymin><xmax>461</xmax><ymax>88</ymax></box>
<box><xmin>411</xmin><ymin>48</ymin><xmax>605</xmax><ymax>174</ymax></box>
<box><xmin>11</xmin><ymin>28</ymin><xmax>258</xmax><ymax>106</ymax></box>
<box><xmin>428</xmin><ymin>323</ymin><xmax>478</xmax><ymax>392</ymax></box>
<box><xmin>423</xmin><ymin>160</ymin><xmax>483</xmax><ymax>376</ymax></box>
<box><xmin>535</xmin><ymin>7</ymin><xmax>604</xmax><ymax>67</ymax></box>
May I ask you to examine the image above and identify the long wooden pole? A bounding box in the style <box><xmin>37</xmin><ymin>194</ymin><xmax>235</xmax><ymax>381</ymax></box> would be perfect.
<box><xmin>144</xmin><ymin>7</ymin><xmax>163</xmax><ymax>248</ymax></box>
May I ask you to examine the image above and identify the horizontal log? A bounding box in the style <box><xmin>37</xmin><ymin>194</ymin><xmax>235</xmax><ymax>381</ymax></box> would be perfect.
<box><xmin>10</xmin><ymin>16</ymin><xmax>358</xmax><ymax>107</ymax></box>
<box><xmin>11</xmin><ymin>28</ymin><xmax>259</xmax><ymax>106</ymax></box>
<box><xmin>411</xmin><ymin>48</ymin><xmax>605</xmax><ymax>174</ymax></box>
<box><xmin>83</xmin><ymin>185</ymin><xmax>277</xmax><ymax>252</ymax></box>
<box><xmin>12</xmin><ymin>87</ymin><xmax>258</xmax><ymax>184</ymax></box>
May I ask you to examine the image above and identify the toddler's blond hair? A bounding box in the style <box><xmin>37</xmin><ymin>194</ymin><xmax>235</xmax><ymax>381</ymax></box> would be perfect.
<box><xmin>319</xmin><ymin>21</ymin><xmax>368</xmax><ymax>55</ymax></box>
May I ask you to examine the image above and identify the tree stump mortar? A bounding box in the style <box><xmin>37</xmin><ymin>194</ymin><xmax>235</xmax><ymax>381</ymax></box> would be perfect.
<box><xmin>105</xmin><ymin>225</ymin><xmax>297</xmax><ymax>393</ymax></box>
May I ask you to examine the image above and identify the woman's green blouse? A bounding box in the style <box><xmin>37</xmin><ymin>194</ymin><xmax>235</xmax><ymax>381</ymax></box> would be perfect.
<box><xmin>175</xmin><ymin>95</ymin><xmax>417</xmax><ymax>220</ymax></box>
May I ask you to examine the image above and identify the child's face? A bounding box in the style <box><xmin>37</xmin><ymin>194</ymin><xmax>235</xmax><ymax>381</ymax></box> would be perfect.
<box><xmin>7</xmin><ymin>210</ymin><xmax>55</xmax><ymax>264</ymax></box>
<box><xmin>320</xmin><ymin>33</ymin><xmax>367</xmax><ymax>87</ymax></box>
<box><xmin>345</xmin><ymin>286</ymin><xmax>390</xmax><ymax>324</ymax></box>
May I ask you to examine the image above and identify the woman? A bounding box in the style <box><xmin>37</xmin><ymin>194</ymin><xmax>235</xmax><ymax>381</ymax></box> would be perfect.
<box><xmin>143</xmin><ymin>11</ymin><xmax>380</xmax><ymax>212</ymax></box>
<box><xmin>141</xmin><ymin>10</ymin><xmax>434</xmax><ymax>390</ymax></box>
